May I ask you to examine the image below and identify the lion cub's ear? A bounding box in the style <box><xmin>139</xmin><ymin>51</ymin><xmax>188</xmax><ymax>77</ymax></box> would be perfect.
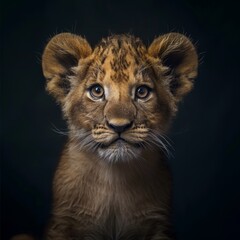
<box><xmin>148</xmin><ymin>33</ymin><xmax>198</xmax><ymax>101</ymax></box>
<box><xmin>42</xmin><ymin>33</ymin><xmax>92</xmax><ymax>103</ymax></box>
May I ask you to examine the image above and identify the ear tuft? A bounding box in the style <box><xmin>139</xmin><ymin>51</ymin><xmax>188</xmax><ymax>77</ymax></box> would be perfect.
<box><xmin>42</xmin><ymin>33</ymin><xmax>92</xmax><ymax>102</ymax></box>
<box><xmin>148</xmin><ymin>33</ymin><xmax>198</xmax><ymax>101</ymax></box>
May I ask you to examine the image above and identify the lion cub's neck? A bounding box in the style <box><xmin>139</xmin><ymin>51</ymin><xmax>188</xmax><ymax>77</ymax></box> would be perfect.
<box><xmin>56</xmin><ymin>139</ymin><xmax>171</xmax><ymax>220</ymax></box>
<box><xmin>66</xmin><ymin>139</ymin><xmax>169</xmax><ymax>185</ymax></box>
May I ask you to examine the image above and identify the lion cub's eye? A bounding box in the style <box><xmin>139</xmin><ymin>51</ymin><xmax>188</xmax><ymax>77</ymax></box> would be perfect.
<box><xmin>89</xmin><ymin>84</ymin><xmax>105</xmax><ymax>100</ymax></box>
<box><xmin>135</xmin><ymin>85</ymin><xmax>151</xmax><ymax>100</ymax></box>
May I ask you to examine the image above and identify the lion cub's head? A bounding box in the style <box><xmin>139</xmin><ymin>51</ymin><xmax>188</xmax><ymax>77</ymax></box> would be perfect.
<box><xmin>42</xmin><ymin>33</ymin><xmax>198</xmax><ymax>162</ymax></box>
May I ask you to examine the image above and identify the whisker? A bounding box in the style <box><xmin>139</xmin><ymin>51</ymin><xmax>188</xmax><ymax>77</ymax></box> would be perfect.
<box><xmin>146</xmin><ymin>130</ymin><xmax>174</xmax><ymax>158</ymax></box>
<box><xmin>151</xmin><ymin>129</ymin><xmax>174</xmax><ymax>151</ymax></box>
<box><xmin>51</xmin><ymin>123</ymin><xmax>69</xmax><ymax>136</ymax></box>
<box><xmin>69</xmin><ymin>129</ymin><xmax>100</xmax><ymax>153</ymax></box>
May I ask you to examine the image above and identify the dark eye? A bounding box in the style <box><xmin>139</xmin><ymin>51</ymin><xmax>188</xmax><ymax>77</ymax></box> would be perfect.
<box><xmin>89</xmin><ymin>84</ymin><xmax>104</xmax><ymax>99</ymax></box>
<box><xmin>135</xmin><ymin>85</ymin><xmax>151</xmax><ymax>100</ymax></box>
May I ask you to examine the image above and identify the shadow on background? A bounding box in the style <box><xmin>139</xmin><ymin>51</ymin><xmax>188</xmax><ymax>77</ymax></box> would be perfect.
<box><xmin>1</xmin><ymin>0</ymin><xmax>240</xmax><ymax>239</ymax></box>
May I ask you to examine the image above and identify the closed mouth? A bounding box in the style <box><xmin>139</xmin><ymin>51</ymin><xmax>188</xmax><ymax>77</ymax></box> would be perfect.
<box><xmin>100</xmin><ymin>137</ymin><xmax>141</xmax><ymax>149</ymax></box>
<box><xmin>112</xmin><ymin>137</ymin><xmax>127</xmax><ymax>143</ymax></box>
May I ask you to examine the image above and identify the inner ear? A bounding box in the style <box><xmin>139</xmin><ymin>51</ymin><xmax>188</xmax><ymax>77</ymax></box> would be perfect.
<box><xmin>163</xmin><ymin>51</ymin><xmax>188</xmax><ymax>94</ymax></box>
<box><xmin>54</xmin><ymin>51</ymin><xmax>79</xmax><ymax>73</ymax></box>
<box><xmin>162</xmin><ymin>51</ymin><xmax>186</xmax><ymax>70</ymax></box>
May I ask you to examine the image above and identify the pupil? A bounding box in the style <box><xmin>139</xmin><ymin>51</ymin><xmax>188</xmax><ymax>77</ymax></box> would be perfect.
<box><xmin>95</xmin><ymin>86</ymin><xmax>101</xmax><ymax>94</ymax></box>
<box><xmin>139</xmin><ymin>87</ymin><xmax>145</xmax><ymax>95</ymax></box>
<box><xmin>96</xmin><ymin>87</ymin><xmax>100</xmax><ymax>93</ymax></box>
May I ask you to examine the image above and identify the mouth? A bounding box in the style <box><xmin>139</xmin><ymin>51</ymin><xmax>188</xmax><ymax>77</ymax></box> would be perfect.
<box><xmin>100</xmin><ymin>137</ymin><xmax>140</xmax><ymax>149</ymax></box>
<box><xmin>111</xmin><ymin>137</ymin><xmax>127</xmax><ymax>145</ymax></box>
<box><xmin>97</xmin><ymin>137</ymin><xmax>142</xmax><ymax>162</ymax></box>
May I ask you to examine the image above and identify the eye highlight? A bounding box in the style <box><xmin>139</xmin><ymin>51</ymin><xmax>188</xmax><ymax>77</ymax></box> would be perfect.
<box><xmin>89</xmin><ymin>84</ymin><xmax>105</xmax><ymax>100</ymax></box>
<box><xmin>135</xmin><ymin>85</ymin><xmax>152</xmax><ymax>100</ymax></box>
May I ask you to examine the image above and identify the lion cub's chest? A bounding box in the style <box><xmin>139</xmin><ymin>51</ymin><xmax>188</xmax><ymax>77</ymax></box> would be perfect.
<box><xmin>56</xmin><ymin>152</ymin><xmax>170</xmax><ymax>238</ymax></box>
<box><xmin>75</xmin><ymin>192</ymin><xmax>164</xmax><ymax>240</ymax></box>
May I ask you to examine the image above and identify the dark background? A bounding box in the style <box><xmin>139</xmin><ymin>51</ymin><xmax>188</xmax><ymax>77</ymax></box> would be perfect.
<box><xmin>1</xmin><ymin>0</ymin><xmax>240</xmax><ymax>239</ymax></box>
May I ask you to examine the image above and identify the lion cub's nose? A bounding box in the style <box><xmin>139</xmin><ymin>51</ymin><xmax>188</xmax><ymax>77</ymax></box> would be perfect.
<box><xmin>107</xmin><ymin>118</ymin><xmax>133</xmax><ymax>133</ymax></box>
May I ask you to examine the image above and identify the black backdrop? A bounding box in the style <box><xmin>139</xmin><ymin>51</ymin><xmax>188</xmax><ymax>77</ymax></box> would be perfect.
<box><xmin>1</xmin><ymin>0</ymin><xmax>240</xmax><ymax>239</ymax></box>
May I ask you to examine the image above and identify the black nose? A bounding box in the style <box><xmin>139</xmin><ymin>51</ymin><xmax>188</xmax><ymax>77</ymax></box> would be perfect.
<box><xmin>107</xmin><ymin>121</ymin><xmax>133</xmax><ymax>133</ymax></box>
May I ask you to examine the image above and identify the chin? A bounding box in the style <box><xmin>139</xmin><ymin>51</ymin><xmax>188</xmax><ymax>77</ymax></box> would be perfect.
<box><xmin>97</xmin><ymin>140</ymin><xmax>142</xmax><ymax>163</ymax></box>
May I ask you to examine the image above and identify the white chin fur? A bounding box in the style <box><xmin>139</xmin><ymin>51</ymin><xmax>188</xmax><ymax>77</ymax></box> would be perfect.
<box><xmin>97</xmin><ymin>145</ymin><xmax>141</xmax><ymax>163</ymax></box>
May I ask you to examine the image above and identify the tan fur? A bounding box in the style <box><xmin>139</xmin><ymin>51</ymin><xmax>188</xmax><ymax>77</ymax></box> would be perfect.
<box><xmin>42</xmin><ymin>33</ymin><xmax>198</xmax><ymax>239</ymax></box>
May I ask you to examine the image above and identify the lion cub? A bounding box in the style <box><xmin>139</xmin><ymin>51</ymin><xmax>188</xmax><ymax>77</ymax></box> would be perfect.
<box><xmin>42</xmin><ymin>33</ymin><xmax>198</xmax><ymax>239</ymax></box>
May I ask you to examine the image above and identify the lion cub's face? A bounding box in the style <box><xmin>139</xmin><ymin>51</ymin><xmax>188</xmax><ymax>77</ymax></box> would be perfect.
<box><xmin>65</xmin><ymin>39</ymin><xmax>172</xmax><ymax>161</ymax></box>
<box><xmin>42</xmin><ymin>33</ymin><xmax>198</xmax><ymax>162</ymax></box>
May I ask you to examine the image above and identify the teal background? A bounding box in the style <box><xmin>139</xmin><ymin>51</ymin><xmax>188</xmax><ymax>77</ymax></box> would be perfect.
<box><xmin>1</xmin><ymin>0</ymin><xmax>240</xmax><ymax>239</ymax></box>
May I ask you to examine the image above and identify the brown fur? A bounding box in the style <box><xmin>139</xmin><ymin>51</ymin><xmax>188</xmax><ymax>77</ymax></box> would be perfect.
<box><xmin>42</xmin><ymin>33</ymin><xmax>198</xmax><ymax>239</ymax></box>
